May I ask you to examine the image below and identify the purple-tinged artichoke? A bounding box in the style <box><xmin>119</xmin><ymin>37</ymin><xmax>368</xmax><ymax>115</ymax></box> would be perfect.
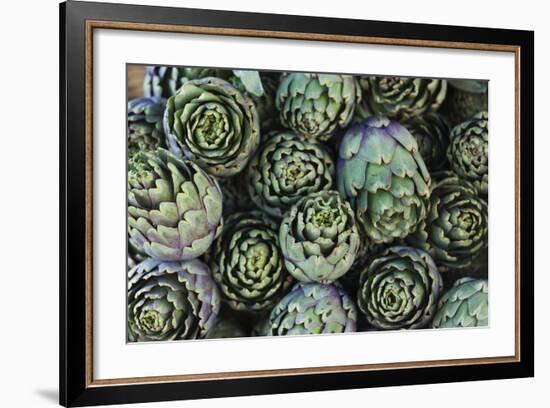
<box><xmin>269</xmin><ymin>282</ymin><xmax>357</xmax><ymax>335</ymax></box>
<box><xmin>279</xmin><ymin>191</ymin><xmax>360</xmax><ymax>283</ymax></box>
<box><xmin>337</xmin><ymin>116</ymin><xmax>431</xmax><ymax>244</ymax></box>
<box><xmin>128</xmin><ymin>258</ymin><xmax>220</xmax><ymax>341</ymax></box>
<box><xmin>128</xmin><ymin>149</ymin><xmax>223</xmax><ymax>261</ymax></box>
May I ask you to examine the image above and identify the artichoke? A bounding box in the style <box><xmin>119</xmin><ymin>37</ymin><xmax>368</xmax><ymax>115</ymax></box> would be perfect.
<box><xmin>127</xmin><ymin>97</ymin><xmax>166</xmax><ymax>157</ymax></box>
<box><xmin>403</xmin><ymin>113</ymin><xmax>451</xmax><ymax>171</ymax></box>
<box><xmin>269</xmin><ymin>282</ymin><xmax>357</xmax><ymax>335</ymax></box>
<box><xmin>247</xmin><ymin>131</ymin><xmax>335</xmax><ymax>218</ymax></box>
<box><xmin>432</xmin><ymin>277</ymin><xmax>488</xmax><ymax>328</ymax></box>
<box><xmin>143</xmin><ymin>66</ymin><xmax>217</xmax><ymax>98</ymax></box>
<box><xmin>128</xmin><ymin>149</ymin><xmax>223</xmax><ymax>261</ymax></box>
<box><xmin>406</xmin><ymin>171</ymin><xmax>488</xmax><ymax>273</ymax></box>
<box><xmin>447</xmin><ymin>111</ymin><xmax>489</xmax><ymax>195</ymax></box>
<box><xmin>279</xmin><ymin>191</ymin><xmax>360</xmax><ymax>283</ymax></box>
<box><xmin>442</xmin><ymin>79</ymin><xmax>488</xmax><ymax>126</ymax></box>
<box><xmin>164</xmin><ymin>77</ymin><xmax>260</xmax><ymax>177</ymax></box>
<box><xmin>359</xmin><ymin>76</ymin><xmax>447</xmax><ymax>121</ymax></box>
<box><xmin>128</xmin><ymin>258</ymin><xmax>220</xmax><ymax>341</ymax></box>
<box><xmin>276</xmin><ymin>73</ymin><xmax>361</xmax><ymax>141</ymax></box>
<box><xmin>358</xmin><ymin>246</ymin><xmax>443</xmax><ymax>330</ymax></box>
<box><xmin>207</xmin><ymin>211</ymin><xmax>293</xmax><ymax>312</ymax></box>
<box><xmin>337</xmin><ymin>116</ymin><xmax>431</xmax><ymax>244</ymax></box>
<box><xmin>127</xmin><ymin>239</ymin><xmax>146</xmax><ymax>270</ymax></box>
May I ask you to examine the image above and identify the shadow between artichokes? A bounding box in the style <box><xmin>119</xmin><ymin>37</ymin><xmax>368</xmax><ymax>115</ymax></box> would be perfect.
<box><xmin>128</xmin><ymin>149</ymin><xmax>223</xmax><ymax>261</ymax></box>
<box><xmin>164</xmin><ymin>77</ymin><xmax>260</xmax><ymax>177</ymax></box>
<box><xmin>358</xmin><ymin>246</ymin><xmax>443</xmax><ymax>330</ymax></box>
<box><xmin>279</xmin><ymin>190</ymin><xmax>360</xmax><ymax>284</ymax></box>
<box><xmin>128</xmin><ymin>258</ymin><xmax>220</xmax><ymax>342</ymax></box>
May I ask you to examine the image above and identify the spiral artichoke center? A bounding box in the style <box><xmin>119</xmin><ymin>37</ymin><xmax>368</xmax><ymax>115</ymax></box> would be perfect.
<box><xmin>313</xmin><ymin>208</ymin><xmax>336</xmax><ymax>228</ymax></box>
<box><xmin>283</xmin><ymin>163</ymin><xmax>304</xmax><ymax>183</ymax></box>
<box><xmin>247</xmin><ymin>243</ymin><xmax>269</xmax><ymax>270</ymax></box>
<box><xmin>140</xmin><ymin>310</ymin><xmax>163</xmax><ymax>332</ymax></box>
<box><xmin>196</xmin><ymin>110</ymin><xmax>225</xmax><ymax>143</ymax></box>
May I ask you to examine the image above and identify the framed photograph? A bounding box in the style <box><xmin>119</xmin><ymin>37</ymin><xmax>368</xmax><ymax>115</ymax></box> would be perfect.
<box><xmin>60</xmin><ymin>1</ymin><xmax>534</xmax><ymax>406</ymax></box>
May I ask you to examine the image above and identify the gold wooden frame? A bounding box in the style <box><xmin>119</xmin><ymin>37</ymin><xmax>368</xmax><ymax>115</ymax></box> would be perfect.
<box><xmin>84</xmin><ymin>20</ymin><xmax>522</xmax><ymax>388</ymax></box>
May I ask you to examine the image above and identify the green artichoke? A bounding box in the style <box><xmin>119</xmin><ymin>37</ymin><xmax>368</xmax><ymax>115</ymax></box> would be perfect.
<box><xmin>447</xmin><ymin>111</ymin><xmax>489</xmax><ymax>195</ymax></box>
<box><xmin>207</xmin><ymin>211</ymin><xmax>293</xmax><ymax>312</ymax></box>
<box><xmin>403</xmin><ymin>113</ymin><xmax>451</xmax><ymax>171</ymax></box>
<box><xmin>144</xmin><ymin>66</ymin><xmax>217</xmax><ymax>98</ymax></box>
<box><xmin>358</xmin><ymin>246</ymin><xmax>443</xmax><ymax>330</ymax></box>
<box><xmin>337</xmin><ymin>116</ymin><xmax>431</xmax><ymax>244</ymax></box>
<box><xmin>164</xmin><ymin>77</ymin><xmax>260</xmax><ymax>177</ymax></box>
<box><xmin>128</xmin><ymin>149</ymin><xmax>223</xmax><ymax>261</ymax></box>
<box><xmin>269</xmin><ymin>282</ymin><xmax>357</xmax><ymax>335</ymax></box>
<box><xmin>442</xmin><ymin>80</ymin><xmax>488</xmax><ymax>126</ymax></box>
<box><xmin>128</xmin><ymin>97</ymin><xmax>166</xmax><ymax>157</ymax></box>
<box><xmin>128</xmin><ymin>258</ymin><xmax>220</xmax><ymax>341</ymax></box>
<box><xmin>432</xmin><ymin>277</ymin><xmax>488</xmax><ymax>328</ymax></box>
<box><xmin>276</xmin><ymin>73</ymin><xmax>361</xmax><ymax>141</ymax></box>
<box><xmin>359</xmin><ymin>76</ymin><xmax>447</xmax><ymax>121</ymax></box>
<box><xmin>406</xmin><ymin>171</ymin><xmax>488</xmax><ymax>273</ymax></box>
<box><xmin>247</xmin><ymin>131</ymin><xmax>335</xmax><ymax>218</ymax></box>
<box><xmin>279</xmin><ymin>191</ymin><xmax>360</xmax><ymax>283</ymax></box>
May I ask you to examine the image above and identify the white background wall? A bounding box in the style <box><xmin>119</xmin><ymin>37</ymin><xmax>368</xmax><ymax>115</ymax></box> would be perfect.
<box><xmin>0</xmin><ymin>0</ymin><xmax>544</xmax><ymax>407</ymax></box>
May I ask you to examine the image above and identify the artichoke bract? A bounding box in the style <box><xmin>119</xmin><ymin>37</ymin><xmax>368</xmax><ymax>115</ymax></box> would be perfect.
<box><xmin>432</xmin><ymin>278</ymin><xmax>488</xmax><ymax>328</ymax></box>
<box><xmin>279</xmin><ymin>191</ymin><xmax>360</xmax><ymax>283</ymax></box>
<box><xmin>128</xmin><ymin>258</ymin><xmax>220</xmax><ymax>342</ymax></box>
<box><xmin>128</xmin><ymin>149</ymin><xmax>223</xmax><ymax>261</ymax></box>
<box><xmin>404</xmin><ymin>113</ymin><xmax>451</xmax><ymax>171</ymax></box>
<box><xmin>337</xmin><ymin>116</ymin><xmax>431</xmax><ymax>244</ymax></box>
<box><xmin>164</xmin><ymin>77</ymin><xmax>260</xmax><ymax>177</ymax></box>
<box><xmin>246</xmin><ymin>131</ymin><xmax>335</xmax><ymax>218</ymax></box>
<box><xmin>276</xmin><ymin>73</ymin><xmax>361</xmax><ymax>141</ymax></box>
<box><xmin>269</xmin><ymin>282</ymin><xmax>357</xmax><ymax>335</ymax></box>
<box><xmin>127</xmin><ymin>97</ymin><xmax>166</xmax><ymax>157</ymax></box>
<box><xmin>144</xmin><ymin>66</ymin><xmax>217</xmax><ymax>98</ymax></box>
<box><xmin>447</xmin><ymin>111</ymin><xmax>489</xmax><ymax>195</ymax></box>
<box><xmin>358</xmin><ymin>246</ymin><xmax>443</xmax><ymax>330</ymax></box>
<box><xmin>207</xmin><ymin>211</ymin><xmax>293</xmax><ymax>312</ymax></box>
<box><xmin>359</xmin><ymin>76</ymin><xmax>447</xmax><ymax>121</ymax></box>
<box><xmin>406</xmin><ymin>171</ymin><xmax>488</xmax><ymax>273</ymax></box>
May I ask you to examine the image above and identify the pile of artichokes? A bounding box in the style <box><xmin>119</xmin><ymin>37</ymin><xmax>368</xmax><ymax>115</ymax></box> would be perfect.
<box><xmin>127</xmin><ymin>66</ymin><xmax>489</xmax><ymax>342</ymax></box>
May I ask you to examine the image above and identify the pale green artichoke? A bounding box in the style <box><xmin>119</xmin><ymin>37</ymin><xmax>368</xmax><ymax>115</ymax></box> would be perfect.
<box><xmin>406</xmin><ymin>171</ymin><xmax>488</xmax><ymax>273</ymax></box>
<box><xmin>337</xmin><ymin>116</ymin><xmax>431</xmax><ymax>243</ymax></box>
<box><xmin>164</xmin><ymin>77</ymin><xmax>260</xmax><ymax>177</ymax></box>
<box><xmin>358</xmin><ymin>246</ymin><xmax>443</xmax><ymax>330</ymax></box>
<box><xmin>447</xmin><ymin>111</ymin><xmax>488</xmax><ymax>195</ymax></box>
<box><xmin>128</xmin><ymin>149</ymin><xmax>223</xmax><ymax>261</ymax></box>
<box><xmin>207</xmin><ymin>211</ymin><xmax>293</xmax><ymax>312</ymax></box>
<box><xmin>359</xmin><ymin>76</ymin><xmax>447</xmax><ymax>121</ymax></box>
<box><xmin>432</xmin><ymin>278</ymin><xmax>488</xmax><ymax>328</ymax></box>
<box><xmin>279</xmin><ymin>191</ymin><xmax>360</xmax><ymax>283</ymax></box>
<box><xmin>246</xmin><ymin>131</ymin><xmax>335</xmax><ymax>218</ymax></box>
<box><xmin>127</xmin><ymin>97</ymin><xmax>166</xmax><ymax>157</ymax></box>
<box><xmin>128</xmin><ymin>258</ymin><xmax>220</xmax><ymax>341</ymax></box>
<box><xmin>276</xmin><ymin>73</ymin><xmax>361</xmax><ymax>141</ymax></box>
<box><xmin>268</xmin><ymin>282</ymin><xmax>357</xmax><ymax>335</ymax></box>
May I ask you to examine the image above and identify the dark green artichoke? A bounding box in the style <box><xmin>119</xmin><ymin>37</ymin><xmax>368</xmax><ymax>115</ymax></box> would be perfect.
<box><xmin>442</xmin><ymin>80</ymin><xmax>488</xmax><ymax>126</ymax></box>
<box><xmin>337</xmin><ymin>116</ymin><xmax>431</xmax><ymax>244</ymax></box>
<box><xmin>359</xmin><ymin>76</ymin><xmax>447</xmax><ymax>121</ymax></box>
<box><xmin>128</xmin><ymin>97</ymin><xmax>166</xmax><ymax>157</ymax></box>
<box><xmin>276</xmin><ymin>73</ymin><xmax>361</xmax><ymax>141</ymax></box>
<box><xmin>144</xmin><ymin>66</ymin><xmax>217</xmax><ymax>98</ymax></box>
<box><xmin>128</xmin><ymin>258</ymin><xmax>220</xmax><ymax>341</ymax></box>
<box><xmin>269</xmin><ymin>282</ymin><xmax>357</xmax><ymax>335</ymax></box>
<box><xmin>358</xmin><ymin>246</ymin><xmax>443</xmax><ymax>330</ymax></box>
<box><xmin>406</xmin><ymin>171</ymin><xmax>488</xmax><ymax>273</ymax></box>
<box><xmin>404</xmin><ymin>113</ymin><xmax>451</xmax><ymax>171</ymax></box>
<box><xmin>247</xmin><ymin>131</ymin><xmax>335</xmax><ymax>218</ymax></box>
<box><xmin>279</xmin><ymin>191</ymin><xmax>360</xmax><ymax>283</ymax></box>
<box><xmin>207</xmin><ymin>211</ymin><xmax>293</xmax><ymax>312</ymax></box>
<box><xmin>447</xmin><ymin>111</ymin><xmax>488</xmax><ymax>195</ymax></box>
<box><xmin>432</xmin><ymin>277</ymin><xmax>488</xmax><ymax>328</ymax></box>
<box><xmin>164</xmin><ymin>77</ymin><xmax>260</xmax><ymax>177</ymax></box>
<box><xmin>128</xmin><ymin>149</ymin><xmax>223</xmax><ymax>261</ymax></box>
